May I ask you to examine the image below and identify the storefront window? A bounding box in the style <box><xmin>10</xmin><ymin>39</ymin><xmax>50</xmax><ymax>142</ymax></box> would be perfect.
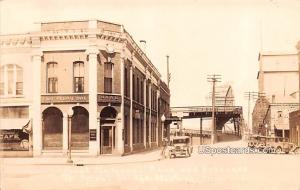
<box><xmin>0</xmin><ymin>106</ymin><xmax>29</xmax><ymax>118</ymax></box>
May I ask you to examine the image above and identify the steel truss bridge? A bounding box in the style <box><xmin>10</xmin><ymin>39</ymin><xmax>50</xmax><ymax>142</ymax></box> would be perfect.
<box><xmin>167</xmin><ymin>106</ymin><xmax>243</xmax><ymax>137</ymax></box>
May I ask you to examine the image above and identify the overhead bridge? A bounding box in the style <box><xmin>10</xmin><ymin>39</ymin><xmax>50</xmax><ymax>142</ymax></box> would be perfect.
<box><xmin>168</xmin><ymin>106</ymin><xmax>243</xmax><ymax>137</ymax></box>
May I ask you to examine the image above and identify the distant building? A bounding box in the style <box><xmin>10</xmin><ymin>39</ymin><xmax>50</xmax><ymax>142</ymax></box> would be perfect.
<box><xmin>252</xmin><ymin>51</ymin><xmax>299</xmax><ymax>137</ymax></box>
<box><xmin>0</xmin><ymin>19</ymin><xmax>170</xmax><ymax>157</ymax></box>
<box><xmin>257</xmin><ymin>51</ymin><xmax>299</xmax><ymax>103</ymax></box>
<box><xmin>289</xmin><ymin>42</ymin><xmax>300</xmax><ymax>146</ymax></box>
<box><xmin>205</xmin><ymin>83</ymin><xmax>235</xmax><ymax>107</ymax></box>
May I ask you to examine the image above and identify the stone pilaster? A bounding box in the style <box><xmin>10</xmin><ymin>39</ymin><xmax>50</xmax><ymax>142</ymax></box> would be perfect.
<box><xmin>32</xmin><ymin>51</ymin><xmax>42</xmax><ymax>156</ymax></box>
<box><xmin>156</xmin><ymin>90</ymin><xmax>160</xmax><ymax>146</ymax></box>
<box><xmin>86</xmin><ymin>47</ymin><xmax>99</xmax><ymax>156</ymax></box>
<box><xmin>143</xmin><ymin>77</ymin><xmax>147</xmax><ymax>147</ymax></box>
<box><xmin>148</xmin><ymin>80</ymin><xmax>152</xmax><ymax>146</ymax></box>
<box><xmin>116</xmin><ymin>56</ymin><xmax>125</xmax><ymax>155</ymax></box>
<box><xmin>62</xmin><ymin>113</ymin><xmax>68</xmax><ymax>155</ymax></box>
<box><xmin>129</xmin><ymin>63</ymin><xmax>133</xmax><ymax>151</ymax></box>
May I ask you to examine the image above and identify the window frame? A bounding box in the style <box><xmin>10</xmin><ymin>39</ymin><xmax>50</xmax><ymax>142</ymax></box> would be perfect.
<box><xmin>104</xmin><ymin>62</ymin><xmax>113</xmax><ymax>93</ymax></box>
<box><xmin>0</xmin><ymin>64</ymin><xmax>24</xmax><ymax>97</ymax></box>
<box><xmin>73</xmin><ymin>61</ymin><xmax>85</xmax><ymax>93</ymax></box>
<box><xmin>46</xmin><ymin>62</ymin><xmax>58</xmax><ymax>93</ymax></box>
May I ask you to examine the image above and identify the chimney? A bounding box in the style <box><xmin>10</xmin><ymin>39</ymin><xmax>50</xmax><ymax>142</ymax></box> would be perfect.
<box><xmin>139</xmin><ymin>40</ymin><xmax>146</xmax><ymax>54</ymax></box>
<box><xmin>272</xmin><ymin>95</ymin><xmax>276</xmax><ymax>103</ymax></box>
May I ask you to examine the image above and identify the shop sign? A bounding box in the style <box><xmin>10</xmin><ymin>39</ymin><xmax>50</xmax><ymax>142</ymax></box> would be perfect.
<box><xmin>0</xmin><ymin>129</ymin><xmax>29</xmax><ymax>151</ymax></box>
<box><xmin>89</xmin><ymin>129</ymin><xmax>97</xmax><ymax>141</ymax></box>
<box><xmin>41</xmin><ymin>94</ymin><xmax>89</xmax><ymax>104</ymax></box>
<box><xmin>98</xmin><ymin>94</ymin><xmax>121</xmax><ymax>103</ymax></box>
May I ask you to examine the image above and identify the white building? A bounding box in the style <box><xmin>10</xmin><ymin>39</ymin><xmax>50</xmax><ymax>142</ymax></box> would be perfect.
<box><xmin>253</xmin><ymin>51</ymin><xmax>299</xmax><ymax>137</ymax></box>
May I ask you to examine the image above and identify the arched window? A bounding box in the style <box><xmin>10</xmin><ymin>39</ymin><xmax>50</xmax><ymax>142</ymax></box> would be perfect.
<box><xmin>73</xmin><ymin>61</ymin><xmax>84</xmax><ymax>93</ymax></box>
<box><xmin>47</xmin><ymin>62</ymin><xmax>58</xmax><ymax>93</ymax></box>
<box><xmin>0</xmin><ymin>64</ymin><xmax>23</xmax><ymax>96</ymax></box>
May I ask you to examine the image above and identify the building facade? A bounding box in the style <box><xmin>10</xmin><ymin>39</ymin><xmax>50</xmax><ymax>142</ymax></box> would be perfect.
<box><xmin>0</xmin><ymin>20</ymin><xmax>170</xmax><ymax>157</ymax></box>
<box><xmin>289</xmin><ymin>41</ymin><xmax>300</xmax><ymax>146</ymax></box>
<box><xmin>252</xmin><ymin>51</ymin><xmax>299</xmax><ymax>137</ymax></box>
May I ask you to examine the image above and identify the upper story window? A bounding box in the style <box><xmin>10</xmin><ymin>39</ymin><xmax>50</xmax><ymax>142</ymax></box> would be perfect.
<box><xmin>0</xmin><ymin>64</ymin><xmax>23</xmax><ymax>96</ymax></box>
<box><xmin>124</xmin><ymin>67</ymin><xmax>129</xmax><ymax>97</ymax></box>
<box><xmin>146</xmin><ymin>83</ymin><xmax>149</xmax><ymax>107</ymax></box>
<box><xmin>73</xmin><ymin>61</ymin><xmax>84</xmax><ymax>93</ymax></box>
<box><xmin>133</xmin><ymin>74</ymin><xmax>136</xmax><ymax>100</ymax></box>
<box><xmin>140</xmin><ymin>79</ymin><xmax>144</xmax><ymax>103</ymax></box>
<box><xmin>47</xmin><ymin>62</ymin><xmax>58</xmax><ymax>93</ymax></box>
<box><xmin>104</xmin><ymin>62</ymin><xmax>113</xmax><ymax>93</ymax></box>
<box><xmin>137</xmin><ymin>77</ymin><xmax>140</xmax><ymax>102</ymax></box>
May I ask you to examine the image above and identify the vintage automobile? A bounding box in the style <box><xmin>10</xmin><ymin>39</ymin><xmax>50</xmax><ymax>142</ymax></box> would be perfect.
<box><xmin>168</xmin><ymin>136</ymin><xmax>193</xmax><ymax>158</ymax></box>
<box><xmin>265</xmin><ymin>137</ymin><xmax>295</xmax><ymax>154</ymax></box>
<box><xmin>247</xmin><ymin>135</ymin><xmax>265</xmax><ymax>149</ymax></box>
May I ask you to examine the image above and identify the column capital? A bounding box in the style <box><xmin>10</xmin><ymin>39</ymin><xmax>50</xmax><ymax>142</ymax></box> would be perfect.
<box><xmin>31</xmin><ymin>50</ymin><xmax>43</xmax><ymax>57</ymax></box>
<box><xmin>63</xmin><ymin>112</ymin><xmax>68</xmax><ymax>118</ymax></box>
<box><xmin>85</xmin><ymin>47</ymin><xmax>99</xmax><ymax>55</ymax></box>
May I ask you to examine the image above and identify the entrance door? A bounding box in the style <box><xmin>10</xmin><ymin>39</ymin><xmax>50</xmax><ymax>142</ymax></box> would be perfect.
<box><xmin>101</xmin><ymin>126</ymin><xmax>114</xmax><ymax>154</ymax></box>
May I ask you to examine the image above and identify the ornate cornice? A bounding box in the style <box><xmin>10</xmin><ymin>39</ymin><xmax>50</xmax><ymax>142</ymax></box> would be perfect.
<box><xmin>0</xmin><ymin>34</ymin><xmax>32</xmax><ymax>48</ymax></box>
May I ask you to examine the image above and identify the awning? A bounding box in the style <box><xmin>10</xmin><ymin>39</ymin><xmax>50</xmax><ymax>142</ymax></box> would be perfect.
<box><xmin>0</xmin><ymin>119</ymin><xmax>30</xmax><ymax>130</ymax></box>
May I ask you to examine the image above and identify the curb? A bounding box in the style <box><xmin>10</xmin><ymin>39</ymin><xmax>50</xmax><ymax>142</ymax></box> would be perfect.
<box><xmin>4</xmin><ymin>157</ymin><xmax>164</xmax><ymax>166</ymax></box>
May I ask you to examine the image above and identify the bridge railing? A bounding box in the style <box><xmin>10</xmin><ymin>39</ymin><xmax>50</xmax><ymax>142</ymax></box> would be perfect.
<box><xmin>172</xmin><ymin>129</ymin><xmax>239</xmax><ymax>136</ymax></box>
<box><xmin>170</xmin><ymin>106</ymin><xmax>242</xmax><ymax>114</ymax></box>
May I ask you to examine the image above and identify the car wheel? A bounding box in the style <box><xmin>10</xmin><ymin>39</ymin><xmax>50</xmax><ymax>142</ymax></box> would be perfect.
<box><xmin>276</xmin><ymin>147</ymin><xmax>282</xmax><ymax>154</ymax></box>
<box><xmin>294</xmin><ymin>147</ymin><xmax>300</xmax><ymax>154</ymax></box>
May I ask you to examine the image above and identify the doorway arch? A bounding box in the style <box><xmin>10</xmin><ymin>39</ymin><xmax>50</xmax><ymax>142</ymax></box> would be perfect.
<box><xmin>42</xmin><ymin>107</ymin><xmax>63</xmax><ymax>150</ymax></box>
<box><xmin>100</xmin><ymin>106</ymin><xmax>117</xmax><ymax>154</ymax></box>
<box><xmin>71</xmin><ymin>106</ymin><xmax>89</xmax><ymax>150</ymax></box>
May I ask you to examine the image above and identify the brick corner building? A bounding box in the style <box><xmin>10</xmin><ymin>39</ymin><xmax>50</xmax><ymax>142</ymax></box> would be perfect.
<box><xmin>0</xmin><ymin>20</ymin><xmax>171</xmax><ymax>157</ymax></box>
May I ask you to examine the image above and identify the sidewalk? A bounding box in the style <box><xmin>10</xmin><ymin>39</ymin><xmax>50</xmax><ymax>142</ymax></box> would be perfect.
<box><xmin>0</xmin><ymin>149</ymin><xmax>163</xmax><ymax>166</ymax></box>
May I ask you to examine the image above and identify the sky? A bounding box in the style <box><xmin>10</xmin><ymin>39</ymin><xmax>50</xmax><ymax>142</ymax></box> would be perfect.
<box><xmin>1</xmin><ymin>0</ymin><xmax>300</xmax><ymax>129</ymax></box>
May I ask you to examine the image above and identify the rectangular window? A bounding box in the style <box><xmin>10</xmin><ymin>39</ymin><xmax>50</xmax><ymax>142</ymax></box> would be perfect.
<box><xmin>0</xmin><ymin>83</ymin><xmax>4</xmax><ymax>95</ymax></box>
<box><xmin>104</xmin><ymin>77</ymin><xmax>112</xmax><ymax>93</ymax></box>
<box><xmin>104</xmin><ymin>63</ymin><xmax>113</xmax><ymax>93</ymax></box>
<box><xmin>16</xmin><ymin>66</ymin><xmax>23</xmax><ymax>95</ymax></box>
<box><xmin>141</xmin><ymin>80</ymin><xmax>144</xmax><ymax>103</ymax></box>
<box><xmin>146</xmin><ymin>83</ymin><xmax>149</xmax><ymax>107</ymax></box>
<box><xmin>48</xmin><ymin>77</ymin><xmax>58</xmax><ymax>93</ymax></box>
<box><xmin>132</xmin><ymin>75</ymin><xmax>135</xmax><ymax>100</ymax></box>
<box><xmin>47</xmin><ymin>62</ymin><xmax>58</xmax><ymax>93</ymax></box>
<box><xmin>124</xmin><ymin>115</ymin><xmax>128</xmax><ymax>145</ymax></box>
<box><xmin>73</xmin><ymin>61</ymin><xmax>84</xmax><ymax>93</ymax></box>
<box><xmin>137</xmin><ymin>78</ymin><xmax>139</xmax><ymax>102</ymax></box>
<box><xmin>74</xmin><ymin>77</ymin><xmax>84</xmax><ymax>93</ymax></box>
<box><xmin>0</xmin><ymin>106</ymin><xmax>29</xmax><ymax>119</ymax></box>
<box><xmin>7</xmin><ymin>65</ymin><xmax>14</xmax><ymax>95</ymax></box>
<box><xmin>124</xmin><ymin>67</ymin><xmax>128</xmax><ymax>97</ymax></box>
<box><xmin>0</xmin><ymin>67</ymin><xmax>4</xmax><ymax>95</ymax></box>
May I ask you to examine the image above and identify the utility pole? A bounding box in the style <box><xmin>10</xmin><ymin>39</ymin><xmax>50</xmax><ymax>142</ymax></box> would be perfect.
<box><xmin>200</xmin><ymin>117</ymin><xmax>202</xmax><ymax>145</ymax></box>
<box><xmin>207</xmin><ymin>74</ymin><xmax>221</xmax><ymax>144</ymax></box>
<box><xmin>166</xmin><ymin>55</ymin><xmax>170</xmax><ymax>88</ymax></box>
